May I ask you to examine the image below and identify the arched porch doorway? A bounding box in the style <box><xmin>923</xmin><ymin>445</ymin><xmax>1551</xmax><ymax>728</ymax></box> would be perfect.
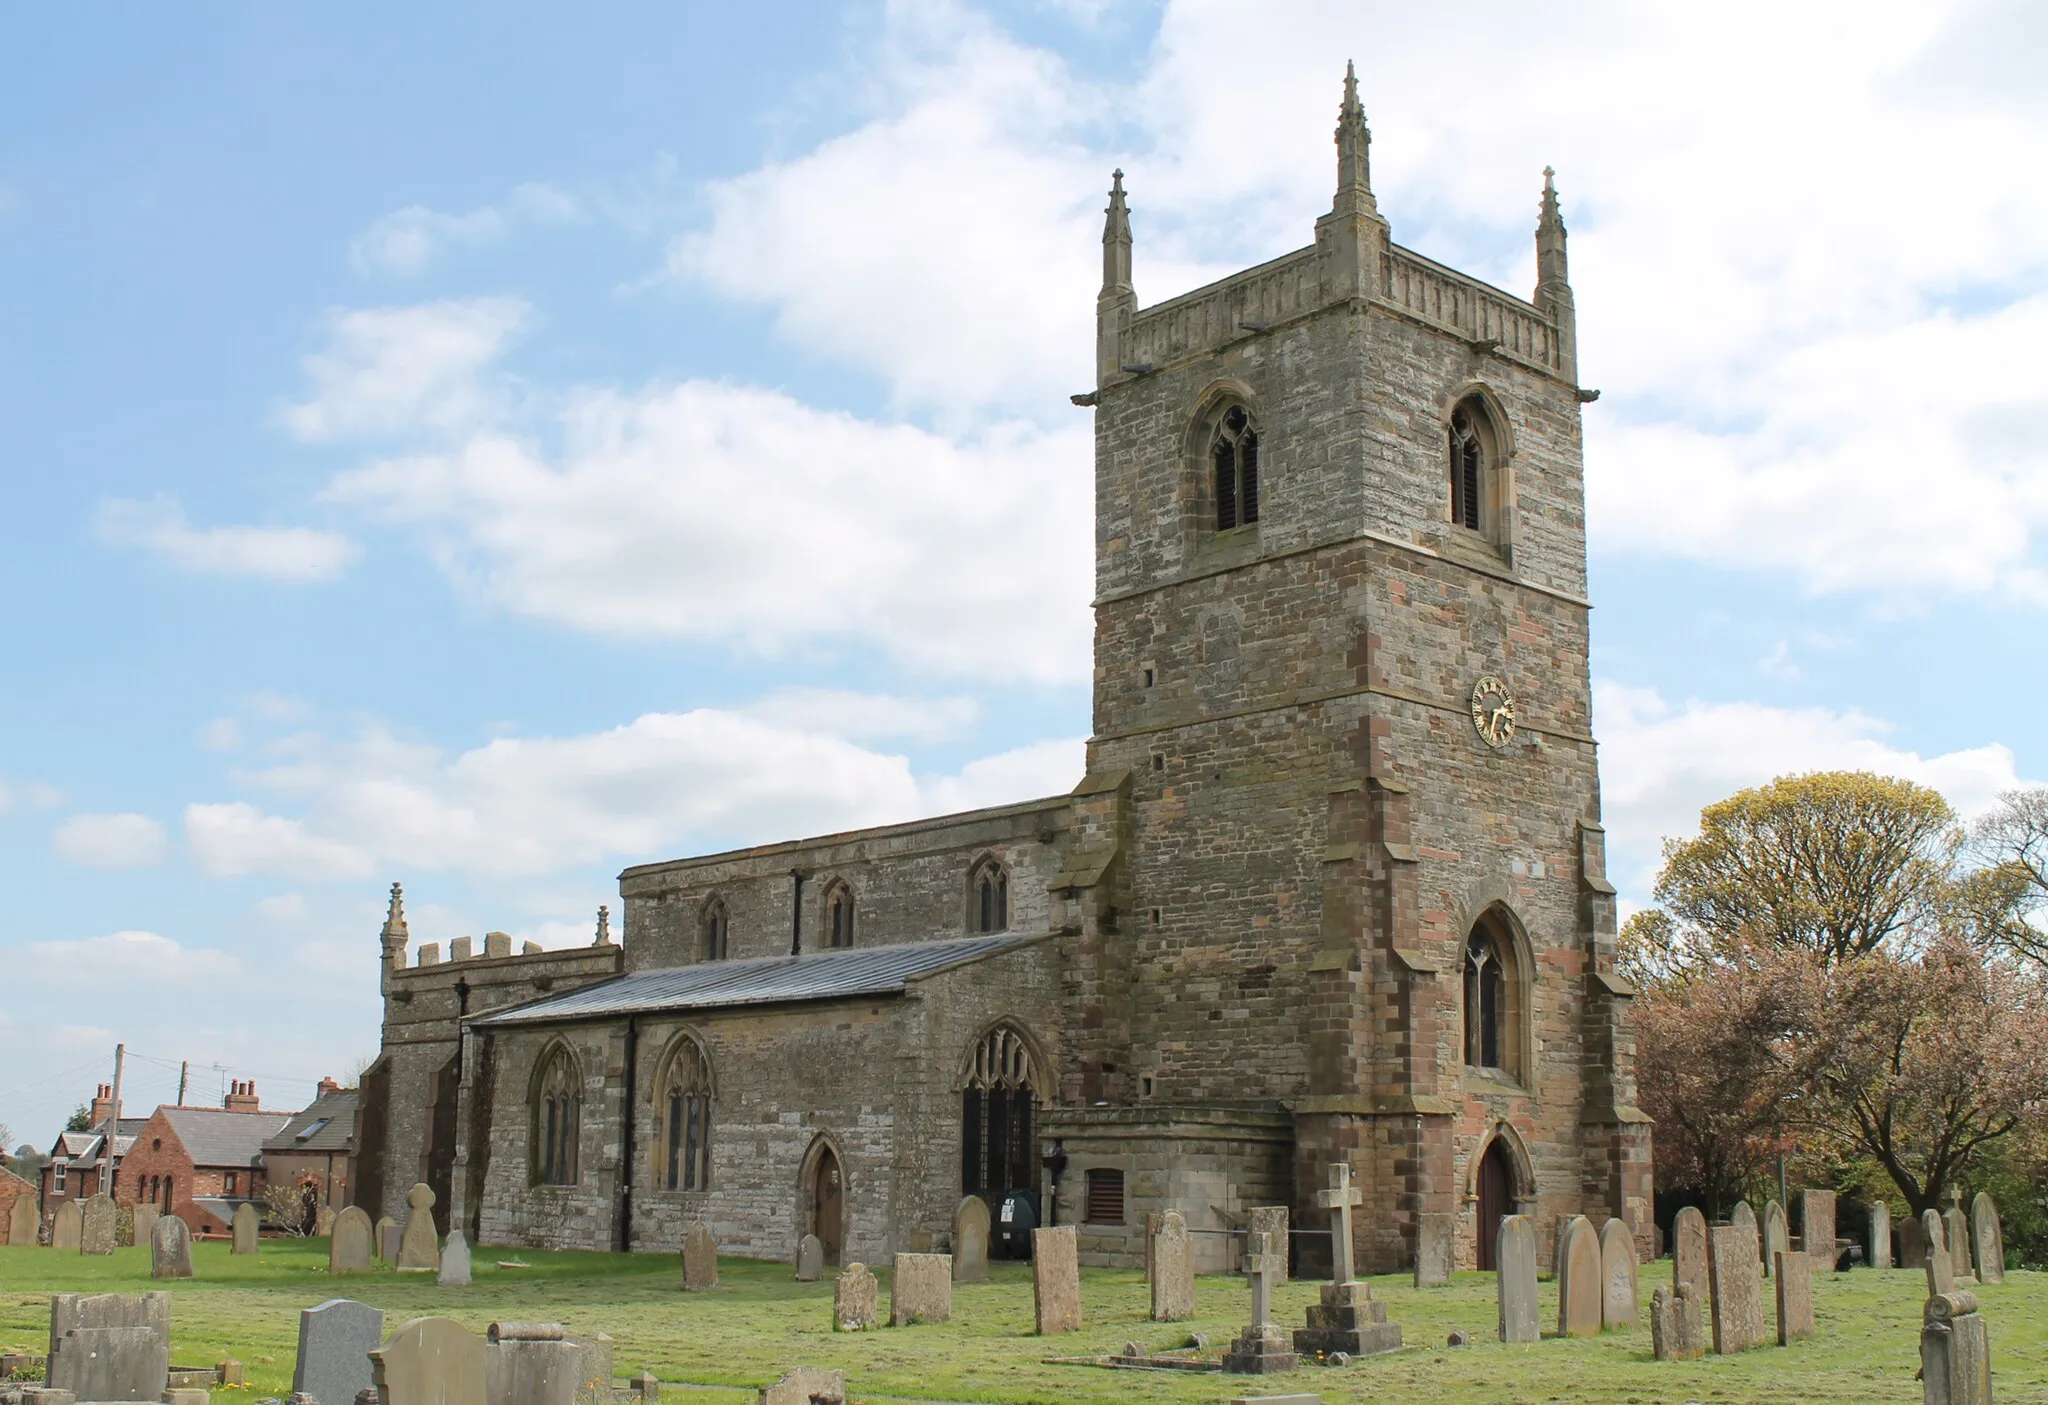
<box><xmin>805</xmin><ymin>1143</ymin><xmax>845</xmax><ymax>1267</ymax></box>
<box><xmin>1476</xmin><ymin>1137</ymin><xmax>1515</xmax><ymax>1271</ymax></box>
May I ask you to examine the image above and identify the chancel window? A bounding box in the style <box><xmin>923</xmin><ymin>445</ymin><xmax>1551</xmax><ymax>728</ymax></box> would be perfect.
<box><xmin>971</xmin><ymin>859</ymin><xmax>1009</xmax><ymax>934</ymax></box>
<box><xmin>700</xmin><ymin>898</ymin><xmax>729</xmax><ymax>962</ymax></box>
<box><xmin>1212</xmin><ymin>406</ymin><xmax>1260</xmax><ymax>531</ymax></box>
<box><xmin>825</xmin><ymin>882</ymin><xmax>855</xmax><ymax>949</ymax></box>
<box><xmin>1462</xmin><ymin>911</ymin><xmax>1525</xmax><ymax>1082</ymax></box>
<box><xmin>961</xmin><ymin>1025</ymin><xmax>1037</xmax><ymax>1199</ymax></box>
<box><xmin>534</xmin><ymin>1045</ymin><xmax>582</xmax><ymax>1186</ymax></box>
<box><xmin>658</xmin><ymin>1038</ymin><xmax>713</xmax><ymax>1192</ymax></box>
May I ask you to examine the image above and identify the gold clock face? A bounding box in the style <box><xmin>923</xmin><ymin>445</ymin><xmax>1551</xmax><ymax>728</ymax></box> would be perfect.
<box><xmin>1470</xmin><ymin>674</ymin><xmax>1516</xmax><ymax>749</ymax></box>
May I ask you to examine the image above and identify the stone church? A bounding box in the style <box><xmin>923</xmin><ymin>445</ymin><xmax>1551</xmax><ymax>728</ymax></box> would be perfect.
<box><xmin>355</xmin><ymin>68</ymin><xmax>1652</xmax><ymax>1277</ymax></box>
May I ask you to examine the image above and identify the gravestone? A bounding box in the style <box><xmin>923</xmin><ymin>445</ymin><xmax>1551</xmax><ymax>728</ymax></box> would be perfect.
<box><xmin>369</xmin><ymin>1316</ymin><xmax>486</xmax><ymax>1405</ymax></box>
<box><xmin>132</xmin><ymin>1206</ymin><xmax>159</xmax><ymax>1251</ymax></box>
<box><xmin>1150</xmin><ymin>1210</ymin><xmax>1196</xmax><ymax>1321</ymax></box>
<box><xmin>331</xmin><ymin>1207</ymin><xmax>375</xmax><ymax>1274</ymax></box>
<box><xmin>1317</xmin><ymin>1163</ymin><xmax>1364</xmax><ymax>1284</ymax></box>
<box><xmin>1944</xmin><ymin>1207</ymin><xmax>1973</xmax><ymax>1283</ymax></box>
<box><xmin>1801</xmin><ymin>1189</ymin><xmax>1836</xmax><ymax>1267</ymax></box>
<box><xmin>1650</xmin><ymin>1283</ymin><xmax>1706</xmax><ymax>1361</ymax></box>
<box><xmin>567</xmin><ymin>1333</ymin><xmax>615</xmax><ymax>1405</ymax></box>
<box><xmin>483</xmin><ymin>1321</ymin><xmax>590</xmax><ymax>1405</ymax></box>
<box><xmin>1706</xmin><ymin>1221</ymin><xmax>1767</xmax><ymax>1353</ymax></box>
<box><xmin>51</xmin><ymin>1200</ymin><xmax>83</xmax><ymax>1251</ymax></box>
<box><xmin>1221</xmin><ymin>1231</ymin><xmax>1297</xmax><ymax>1374</ymax></box>
<box><xmin>833</xmin><ymin>1263</ymin><xmax>878</xmax><ymax>1331</ymax></box>
<box><xmin>1246</xmin><ymin>1206</ymin><xmax>1289</xmax><ymax>1284</ymax></box>
<box><xmin>1900</xmin><ymin>1212</ymin><xmax>1927</xmax><ymax>1270</ymax></box>
<box><xmin>1031</xmin><ymin>1225</ymin><xmax>1081</xmax><ymax>1333</ymax></box>
<box><xmin>1920</xmin><ymin>1289</ymin><xmax>1990</xmax><ymax>1405</ymax></box>
<box><xmin>150</xmin><ymin>1215</ymin><xmax>193</xmax><ymax>1279</ymax></box>
<box><xmin>1761</xmin><ymin>1200</ymin><xmax>1787</xmax><ymax>1277</ymax></box>
<box><xmin>315</xmin><ymin>1205</ymin><xmax>337</xmax><ymax>1237</ymax></box>
<box><xmin>1775</xmin><ymin>1250</ymin><xmax>1814</xmax><ymax>1344</ymax></box>
<box><xmin>1496</xmin><ymin>1215</ymin><xmax>1539</xmax><ymax>1344</ymax></box>
<box><xmin>438</xmin><ymin>1228</ymin><xmax>471</xmax><ymax>1287</ymax></box>
<box><xmin>1556</xmin><ymin>1216</ymin><xmax>1602</xmax><ymax>1337</ymax></box>
<box><xmin>951</xmin><ymin>1197</ymin><xmax>990</xmax><ymax>1284</ymax></box>
<box><xmin>8</xmin><ymin>1193</ymin><xmax>36</xmax><ymax>1247</ymax></box>
<box><xmin>295</xmin><ymin>1299</ymin><xmax>385</xmax><ymax>1405</ymax></box>
<box><xmin>231</xmin><ymin>1202</ymin><xmax>260</xmax><ymax>1256</ymax></box>
<box><xmin>377</xmin><ymin>1217</ymin><xmax>400</xmax><ymax>1263</ymax></box>
<box><xmin>1413</xmin><ymin>1212</ymin><xmax>1453</xmax><ymax>1288</ymax></box>
<box><xmin>681</xmin><ymin>1221</ymin><xmax>718</xmax><ymax>1290</ymax></box>
<box><xmin>1599</xmin><ymin>1218</ymin><xmax>1638</xmax><ymax>1331</ymax></box>
<box><xmin>1969</xmin><ymin>1193</ymin><xmax>2003</xmax><ymax>1285</ymax></box>
<box><xmin>1870</xmin><ymin>1202</ymin><xmax>1893</xmax><ymax>1270</ymax></box>
<box><xmin>1729</xmin><ymin>1200</ymin><xmax>1757</xmax><ymax>1247</ymax></box>
<box><xmin>889</xmin><ymin>1253</ymin><xmax>951</xmax><ymax>1325</ymax></box>
<box><xmin>1672</xmin><ymin>1206</ymin><xmax>1709</xmax><ymax>1302</ymax></box>
<box><xmin>1923</xmin><ymin>1209</ymin><xmax>1955</xmax><ymax>1296</ymax></box>
<box><xmin>794</xmin><ymin>1234</ymin><xmax>824</xmax><ymax>1283</ymax></box>
<box><xmin>47</xmin><ymin>1292</ymin><xmax>172</xmax><ymax>1402</ymax></box>
<box><xmin>1293</xmin><ymin>1278</ymin><xmax>1401</xmax><ymax>1358</ymax></box>
<box><xmin>80</xmin><ymin>1196</ymin><xmax>117</xmax><ymax>1256</ymax></box>
<box><xmin>758</xmin><ymin>1368</ymin><xmax>844</xmax><ymax>1405</ymax></box>
<box><xmin>395</xmin><ymin>1185</ymin><xmax>439</xmax><ymax>1271</ymax></box>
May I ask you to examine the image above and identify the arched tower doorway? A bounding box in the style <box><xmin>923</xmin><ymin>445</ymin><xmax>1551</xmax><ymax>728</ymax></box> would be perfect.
<box><xmin>1476</xmin><ymin>1137</ymin><xmax>1516</xmax><ymax>1270</ymax></box>
<box><xmin>805</xmin><ymin>1142</ymin><xmax>845</xmax><ymax>1267</ymax></box>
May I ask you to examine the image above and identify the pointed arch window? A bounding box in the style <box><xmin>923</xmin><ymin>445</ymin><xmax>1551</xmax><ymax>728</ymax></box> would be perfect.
<box><xmin>824</xmin><ymin>881</ymin><xmax>856</xmax><ymax>949</ymax></box>
<box><xmin>533</xmin><ymin>1045</ymin><xmax>582</xmax><ymax>1187</ymax></box>
<box><xmin>1450</xmin><ymin>405</ymin><xmax>1484</xmax><ymax>531</ymax></box>
<box><xmin>1212</xmin><ymin>406</ymin><xmax>1260</xmax><ymax>531</ymax></box>
<box><xmin>657</xmin><ymin>1038</ymin><xmax>713</xmax><ymax>1192</ymax></box>
<box><xmin>700</xmin><ymin>898</ymin><xmax>729</xmax><ymax>962</ymax></box>
<box><xmin>970</xmin><ymin>858</ymin><xmax>1009</xmax><ymax>934</ymax></box>
<box><xmin>1462</xmin><ymin>910</ymin><xmax>1527</xmax><ymax>1083</ymax></box>
<box><xmin>961</xmin><ymin>1025</ymin><xmax>1037</xmax><ymax>1198</ymax></box>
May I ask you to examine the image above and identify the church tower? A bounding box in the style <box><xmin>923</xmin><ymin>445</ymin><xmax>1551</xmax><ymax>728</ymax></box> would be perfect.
<box><xmin>1073</xmin><ymin>68</ymin><xmax>1648</xmax><ymax>1272</ymax></box>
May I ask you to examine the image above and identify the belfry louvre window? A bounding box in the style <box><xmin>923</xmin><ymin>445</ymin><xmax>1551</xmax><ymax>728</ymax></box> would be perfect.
<box><xmin>825</xmin><ymin>882</ymin><xmax>855</xmax><ymax>949</ymax></box>
<box><xmin>1084</xmin><ymin>1168</ymin><xmax>1125</xmax><ymax>1225</ymax></box>
<box><xmin>660</xmin><ymin>1040</ymin><xmax>713</xmax><ymax>1192</ymax></box>
<box><xmin>972</xmin><ymin>859</ymin><xmax>1009</xmax><ymax>933</ymax></box>
<box><xmin>535</xmin><ymin>1046</ymin><xmax>581</xmax><ymax>1186</ymax></box>
<box><xmin>1212</xmin><ymin>406</ymin><xmax>1260</xmax><ymax>531</ymax></box>
<box><xmin>961</xmin><ymin>1025</ymin><xmax>1036</xmax><ymax>1199</ymax></box>
<box><xmin>1449</xmin><ymin>405</ymin><xmax>1483</xmax><ymax>531</ymax></box>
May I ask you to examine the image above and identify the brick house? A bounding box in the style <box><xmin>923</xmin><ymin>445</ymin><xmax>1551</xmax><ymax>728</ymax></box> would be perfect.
<box><xmin>261</xmin><ymin>1079</ymin><xmax>359</xmax><ymax>1213</ymax></box>
<box><xmin>38</xmin><ymin>1084</ymin><xmax>147</xmax><ymax>1220</ymax></box>
<box><xmin>116</xmin><ymin>1082</ymin><xmax>290</xmax><ymax>1236</ymax></box>
<box><xmin>0</xmin><ymin>1164</ymin><xmax>37</xmax><ymax>1243</ymax></box>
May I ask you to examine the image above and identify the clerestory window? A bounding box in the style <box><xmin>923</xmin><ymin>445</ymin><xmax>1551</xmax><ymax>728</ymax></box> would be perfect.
<box><xmin>824</xmin><ymin>882</ymin><xmax>855</xmax><ymax>949</ymax></box>
<box><xmin>1212</xmin><ymin>406</ymin><xmax>1260</xmax><ymax>531</ymax></box>
<box><xmin>700</xmin><ymin>898</ymin><xmax>729</xmax><ymax>962</ymax></box>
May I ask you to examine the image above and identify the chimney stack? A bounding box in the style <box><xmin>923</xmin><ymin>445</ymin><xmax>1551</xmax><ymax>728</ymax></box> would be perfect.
<box><xmin>89</xmin><ymin>1083</ymin><xmax>115</xmax><ymax>1126</ymax></box>
<box><xmin>317</xmin><ymin>1076</ymin><xmax>341</xmax><ymax>1097</ymax></box>
<box><xmin>224</xmin><ymin>1079</ymin><xmax>261</xmax><ymax>1113</ymax></box>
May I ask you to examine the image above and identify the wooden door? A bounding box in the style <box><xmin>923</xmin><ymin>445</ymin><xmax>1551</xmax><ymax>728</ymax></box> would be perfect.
<box><xmin>1477</xmin><ymin>1140</ymin><xmax>1513</xmax><ymax>1271</ymax></box>
<box><xmin>812</xmin><ymin>1148</ymin><xmax>844</xmax><ymax>1266</ymax></box>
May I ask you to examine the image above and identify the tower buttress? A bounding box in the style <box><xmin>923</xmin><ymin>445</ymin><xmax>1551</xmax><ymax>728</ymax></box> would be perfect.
<box><xmin>1096</xmin><ymin>170</ymin><xmax>1137</xmax><ymax>385</ymax></box>
<box><xmin>1534</xmin><ymin>167</ymin><xmax>1578</xmax><ymax>381</ymax></box>
<box><xmin>1316</xmin><ymin>62</ymin><xmax>1391</xmax><ymax>303</ymax></box>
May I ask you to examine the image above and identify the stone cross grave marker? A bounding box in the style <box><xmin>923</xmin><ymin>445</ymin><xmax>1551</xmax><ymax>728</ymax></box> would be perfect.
<box><xmin>1801</xmin><ymin>1189</ymin><xmax>1836</xmax><ymax>1268</ymax></box>
<box><xmin>370</xmin><ymin>1316</ymin><xmax>486</xmax><ymax>1405</ymax></box>
<box><xmin>1150</xmin><ymin>1210</ymin><xmax>1195</xmax><ymax>1322</ymax></box>
<box><xmin>889</xmin><ymin>1253</ymin><xmax>952</xmax><ymax>1325</ymax></box>
<box><xmin>1775</xmin><ymin>1250</ymin><xmax>1814</xmax><ymax>1344</ymax></box>
<box><xmin>682</xmin><ymin>1221</ymin><xmax>718</xmax><ymax>1290</ymax></box>
<box><xmin>81</xmin><ymin>1195</ymin><xmax>117</xmax><ymax>1256</ymax></box>
<box><xmin>47</xmin><ymin>1291</ymin><xmax>172</xmax><ymax>1402</ymax></box>
<box><xmin>1293</xmin><ymin>1276</ymin><xmax>1402</xmax><ymax>1358</ymax></box>
<box><xmin>149</xmin><ymin>1214</ymin><xmax>193</xmax><ymax>1280</ymax></box>
<box><xmin>296</xmin><ymin>1299</ymin><xmax>386</xmax><ymax>1405</ymax></box>
<box><xmin>231</xmin><ymin>1202</ymin><xmax>260</xmax><ymax>1255</ymax></box>
<box><xmin>1706</xmin><ymin>1221</ymin><xmax>1767</xmax><ymax>1354</ymax></box>
<box><xmin>51</xmin><ymin>1199</ymin><xmax>83</xmax><ymax>1251</ymax></box>
<box><xmin>1761</xmin><ymin>1201</ymin><xmax>1787</xmax><ymax>1278</ymax></box>
<box><xmin>1317</xmin><ymin>1163</ymin><xmax>1363</xmax><ymax>1284</ymax></box>
<box><xmin>1672</xmin><ymin>1206</ymin><xmax>1708</xmax><ymax>1302</ymax></box>
<box><xmin>1246</xmin><ymin>1206</ymin><xmax>1289</xmax><ymax>1285</ymax></box>
<box><xmin>1414</xmin><ymin>1212</ymin><xmax>1453</xmax><ymax>1288</ymax></box>
<box><xmin>1920</xmin><ymin>1289</ymin><xmax>1991</xmax><ymax>1405</ymax></box>
<box><xmin>833</xmin><ymin>1263</ymin><xmax>878</xmax><ymax>1331</ymax></box>
<box><xmin>1220</xmin><ymin>1230</ymin><xmax>1298</xmax><ymax>1374</ymax></box>
<box><xmin>1870</xmin><ymin>1202</ymin><xmax>1893</xmax><ymax>1270</ymax></box>
<box><xmin>1031</xmin><ymin>1224</ymin><xmax>1081</xmax><ymax>1334</ymax></box>
<box><xmin>1944</xmin><ymin>1207</ymin><xmax>1973</xmax><ymax>1284</ymax></box>
<box><xmin>758</xmin><ymin>1367</ymin><xmax>845</xmax><ymax>1405</ymax></box>
<box><xmin>8</xmin><ymin>1192</ymin><xmax>36</xmax><ymax>1246</ymax></box>
<box><xmin>131</xmin><ymin>1205</ymin><xmax>159</xmax><ymax>1250</ymax></box>
<box><xmin>1556</xmin><ymin>1216</ymin><xmax>1602</xmax><ymax>1337</ymax></box>
<box><xmin>1599</xmin><ymin>1217</ymin><xmax>1638</xmax><ymax>1331</ymax></box>
<box><xmin>332</xmin><ymin>1207</ymin><xmax>374</xmax><ymax>1274</ymax></box>
<box><xmin>1970</xmin><ymin>1193</ymin><xmax>2003</xmax><ymax>1285</ymax></box>
<box><xmin>438</xmin><ymin>1228</ymin><xmax>472</xmax><ymax>1287</ymax></box>
<box><xmin>377</xmin><ymin>1216</ymin><xmax>400</xmax><ymax>1263</ymax></box>
<box><xmin>952</xmin><ymin>1196</ymin><xmax>990</xmax><ymax>1284</ymax></box>
<box><xmin>396</xmin><ymin>1184</ymin><xmax>439</xmax><ymax>1271</ymax></box>
<box><xmin>1923</xmin><ymin>1209</ymin><xmax>1954</xmax><ymax>1296</ymax></box>
<box><xmin>794</xmin><ymin>1234</ymin><xmax>824</xmax><ymax>1283</ymax></box>
<box><xmin>1496</xmin><ymin>1214</ymin><xmax>1539</xmax><ymax>1343</ymax></box>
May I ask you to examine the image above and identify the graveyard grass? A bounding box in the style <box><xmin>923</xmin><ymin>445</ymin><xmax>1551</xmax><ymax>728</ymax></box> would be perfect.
<box><xmin>2</xmin><ymin>1242</ymin><xmax>2042</xmax><ymax>1405</ymax></box>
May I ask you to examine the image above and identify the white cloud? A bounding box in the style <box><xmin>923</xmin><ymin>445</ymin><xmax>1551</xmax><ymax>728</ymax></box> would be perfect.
<box><xmin>281</xmin><ymin>298</ymin><xmax>529</xmax><ymax>443</ymax></box>
<box><xmin>0</xmin><ymin>778</ymin><xmax>63</xmax><ymax>813</ymax></box>
<box><xmin>96</xmin><ymin>497</ymin><xmax>359</xmax><ymax>582</ymax></box>
<box><xmin>349</xmin><ymin>185</ymin><xmax>581</xmax><ymax>278</ymax></box>
<box><xmin>20</xmin><ymin>930</ymin><xmax>238</xmax><ymax>988</ymax></box>
<box><xmin>746</xmin><ymin>688</ymin><xmax>980</xmax><ymax>741</ymax></box>
<box><xmin>185</xmin><ymin>802</ymin><xmax>377</xmax><ymax>880</ymax></box>
<box><xmin>201</xmin><ymin>717</ymin><xmax>243</xmax><ymax>751</ymax></box>
<box><xmin>53</xmin><ymin>812</ymin><xmax>169</xmax><ymax>868</ymax></box>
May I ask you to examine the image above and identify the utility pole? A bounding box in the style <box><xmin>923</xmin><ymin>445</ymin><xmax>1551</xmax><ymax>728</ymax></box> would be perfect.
<box><xmin>105</xmin><ymin>1043</ymin><xmax>125</xmax><ymax>1195</ymax></box>
<box><xmin>177</xmin><ymin>1061</ymin><xmax>189</xmax><ymax>1107</ymax></box>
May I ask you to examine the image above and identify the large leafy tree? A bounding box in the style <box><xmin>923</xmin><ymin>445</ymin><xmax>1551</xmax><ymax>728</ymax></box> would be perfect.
<box><xmin>1970</xmin><ymin>785</ymin><xmax>2048</xmax><ymax>967</ymax></box>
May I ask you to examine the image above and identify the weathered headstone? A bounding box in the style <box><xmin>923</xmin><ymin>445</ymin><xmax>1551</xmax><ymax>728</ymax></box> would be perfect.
<box><xmin>1413</xmin><ymin>1212</ymin><xmax>1453</xmax><ymax>1288</ymax></box>
<box><xmin>149</xmin><ymin>1215</ymin><xmax>193</xmax><ymax>1280</ymax></box>
<box><xmin>231</xmin><ymin>1202</ymin><xmax>260</xmax><ymax>1256</ymax></box>
<box><xmin>1900</xmin><ymin>1211</ymin><xmax>1927</xmax><ymax>1270</ymax></box>
<box><xmin>1649</xmin><ymin>1283</ymin><xmax>1706</xmax><ymax>1361</ymax></box>
<box><xmin>1729</xmin><ymin>1200</ymin><xmax>1757</xmax><ymax>1247</ymax></box>
<box><xmin>376</xmin><ymin>1217</ymin><xmax>400</xmax><ymax>1263</ymax></box>
<box><xmin>1923</xmin><ymin>1209</ymin><xmax>1955</xmax><ymax>1297</ymax></box>
<box><xmin>1031</xmin><ymin>1225</ymin><xmax>1081</xmax><ymax>1334</ymax></box>
<box><xmin>482</xmin><ymin>1321</ymin><xmax>587</xmax><ymax>1405</ymax></box>
<box><xmin>1870</xmin><ymin>1202</ymin><xmax>1893</xmax><ymax>1270</ymax></box>
<box><xmin>1221</xmin><ymin>1230</ymin><xmax>1297</xmax><ymax>1374</ymax></box>
<box><xmin>332</xmin><ymin>1207</ymin><xmax>375</xmax><ymax>1274</ymax></box>
<box><xmin>1707</xmin><ymin>1221</ymin><xmax>1767</xmax><ymax>1353</ymax></box>
<box><xmin>1944</xmin><ymin>1207</ymin><xmax>1973</xmax><ymax>1284</ymax></box>
<box><xmin>1246</xmin><ymin>1206</ymin><xmax>1289</xmax><ymax>1285</ymax></box>
<box><xmin>681</xmin><ymin>1221</ymin><xmax>717</xmax><ymax>1290</ymax></box>
<box><xmin>1920</xmin><ymin>1289</ymin><xmax>1991</xmax><ymax>1405</ymax></box>
<box><xmin>1761</xmin><ymin>1200</ymin><xmax>1787</xmax><ymax>1277</ymax></box>
<box><xmin>51</xmin><ymin>1200</ymin><xmax>83</xmax><ymax>1251</ymax></box>
<box><xmin>1150</xmin><ymin>1210</ymin><xmax>1196</xmax><ymax>1322</ymax></box>
<box><xmin>438</xmin><ymin>1228</ymin><xmax>471</xmax><ymax>1287</ymax></box>
<box><xmin>315</xmin><ymin>1205</ymin><xmax>337</xmax><ymax>1237</ymax></box>
<box><xmin>1774</xmin><ymin>1250</ymin><xmax>1814</xmax><ymax>1344</ymax></box>
<box><xmin>794</xmin><ymin>1234</ymin><xmax>824</xmax><ymax>1282</ymax></box>
<box><xmin>369</xmin><ymin>1316</ymin><xmax>485</xmax><ymax>1405</ymax></box>
<box><xmin>1317</xmin><ymin>1163</ymin><xmax>1364</xmax><ymax>1284</ymax></box>
<box><xmin>833</xmin><ymin>1263</ymin><xmax>878</xmax><ymax>1331</ymax></box>
<box><xmin>757</xmin><ymin>1367</ymin><xmax>844</xmax><ymax>1405</ymax></box>
<box><xmin>132</xmin><ymin>1205</ymin><xmax>159</xmax><ymax>1251</ymax></box>
<box><xmin>395</xmin><ymin>1185</ymin><xmax>439</xmax><ymax>1272</ymax></box>
<box><xmin>1801</xmin><ymin>1189</ymin><xmax>1836</xmax><ymax>1268</ymax></box>
<box><xmin>46</xmin><ymin>1292</ymin><xmax>172</xmax><ymax>1402</ymax></box>
<box><xmin>8</xmin><ymin>1193</ymin><xmax>37</xmax><ymax>1247</ymax></box>
<box><xmin>1555</xmin><ymin>1216</ymin><xmax>1602</xmax><ymax>1337</ymax></box>
<box><xmin>1496</xmin><ymin>1214</ymin><xmax>1539</xmax><ymax>1344</ymax></box>
<box><xmin>951</xmin><ymin>1197</ymin><xmax>990</xmax><ymax>1284</ymax></box>
<box><xmin>1672</xmin><ymin>1206</ymin><xmax>1709</xmax><ymax>1301</ymax></box>
<box><xmin>80</xmin><ymin>1196</ymin><xmax>117</xmax><ymax>1256</ymax></box>
<box><xmin>889</xmin><ymin>1253</ymin><xmax>952</xmax><ymax>1325</ymax></box>
<box><xmin>1599</xmin><ymin>1218</ymin><xmax>1638</xmax><ymax>1331</ymax></box>
<box><xmin>295</xmin><ymin>1299</ymin><xmax>385</xmax><ymax>1405</ymax></box>
<box><xmin>1969</xmin><ymin>1193</ymin><xmax>2003</xmax><ymax>1285</ymax></box>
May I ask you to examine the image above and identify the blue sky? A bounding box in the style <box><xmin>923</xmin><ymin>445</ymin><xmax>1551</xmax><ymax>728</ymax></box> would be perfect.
<box><xmin>3</xmin><ymin>0</ymin><xmax>2043</xmax><ymax>1142</ymax></box>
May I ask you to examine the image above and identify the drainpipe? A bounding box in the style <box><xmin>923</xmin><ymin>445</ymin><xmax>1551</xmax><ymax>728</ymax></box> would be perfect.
<box><xmin>790</xmin><ymin>869</ymin><xmax>806</xmax><ymax>955</ymax></box>
<box><xmin>618</xmin><ymin>1014</ymin><xmax>639</xmax><ymax>1253</ymax></box>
